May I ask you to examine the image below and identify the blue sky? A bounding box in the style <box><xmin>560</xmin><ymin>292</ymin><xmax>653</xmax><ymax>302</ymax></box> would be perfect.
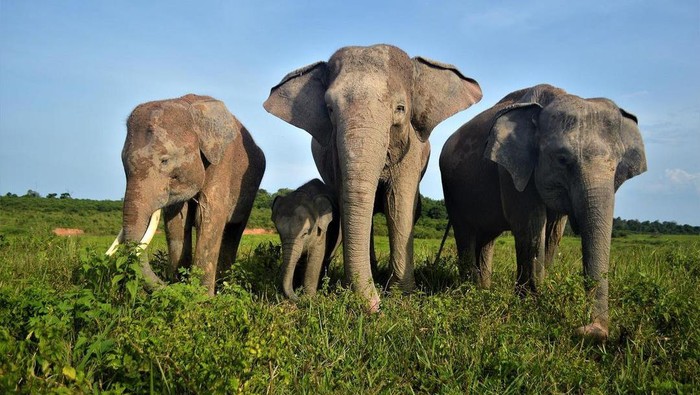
<box><xmin>1</xmin><ymin>1</ymin><xmax>699</xmax><ymax>225</ymax></box>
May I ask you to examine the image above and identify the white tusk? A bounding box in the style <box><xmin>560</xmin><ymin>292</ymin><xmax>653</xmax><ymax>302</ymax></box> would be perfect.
<box><xmin>138</xmin><ymin>209</ymin><xmax>161</xmax><ymax>250</ymax></box>
<box><xmin>104</xmin><ymin>209</ymin><xmax>161</xmax><ymax>256</ymax></box>
<box><xmin>105</xmin><ymin>228</ymin><xmax>125</xmax><ymax>256</ymax></box>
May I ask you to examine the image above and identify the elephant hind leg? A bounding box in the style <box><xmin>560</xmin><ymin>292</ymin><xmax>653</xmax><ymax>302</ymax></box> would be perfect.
<box><xmin>216</xmin><ymin>221</ymin><xmax>246</xmax><ymax>283</ymax></box>
<box><xmin>452</xmin><ymin>221</ymin><xmax>477</xmax><ymax>283</ymax></box>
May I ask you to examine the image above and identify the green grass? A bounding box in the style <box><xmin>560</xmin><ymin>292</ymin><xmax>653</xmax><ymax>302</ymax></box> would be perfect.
<box><xmin>1</xmin><ymin>229</ymin><xmax>698</xmax><ymax>393</ymax></box>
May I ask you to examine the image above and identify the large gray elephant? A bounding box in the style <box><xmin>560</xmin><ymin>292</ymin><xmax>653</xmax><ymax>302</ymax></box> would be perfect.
<box><xmin>264</xmin><ymin>44</ymin><xmax>482</xmax><ymax>311</ymax></box>
<box><xmin>272</xmin><ymin>179</ymin><xmax>341</xmax><ymax>301</ymax></box>
<box><xmin>108</xmin><ymin>94</ymin><xmax>266</xmax><ymax>295</ymax></box>
<box><xmin>440</xmin><ymin>84</ymin><xmax>647</xmax><ymax>341</ymax></box>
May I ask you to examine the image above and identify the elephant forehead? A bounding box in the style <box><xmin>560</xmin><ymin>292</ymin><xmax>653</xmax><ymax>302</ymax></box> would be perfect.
<box><xmin>327</xmin><ymin>73</ymin><xmax>389</xmax><ymax>104</ymax></box>
<box><xmin>274</xmin><ymin>214</ymin><xmax>310</xmax><ymax>237</ymax></box>
<box><xmin>541</xmin><ymin>101</ymin><xmax>620</xmax><ymax>140</ymax></box>
<box><xmin>328</xmin><ymin>46</ymin><xmax>412</xmax><ymax>86</ymax></box>
<box><xmin>330</xmin><ymin>46</ymin><xmax>392</xmax><ymax>71</ymax></box>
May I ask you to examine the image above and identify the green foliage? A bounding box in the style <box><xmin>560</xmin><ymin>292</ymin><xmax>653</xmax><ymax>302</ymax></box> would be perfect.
<box><xmin>74</xmin><ymin>244</ymin><xmax>149</xmax><ymax>306</ymax></box>
<box><xmin>614</xmin><ymin>217</ymin><xmax>700</xmax><ymax>235</ymax></box>
<box><xmin>254</xmin><ymin>188</ymin><xmax>273</xmax><ymax>209</ymax></box>
<box><xmin>0</xmin><ymin>196</ymin><xmax>123</xmax><ymax>236</ymax></box>
<box><xmin>1</xmin><ymin>232</ymin><xmax>699</xmax><ymax>393</ymax></box>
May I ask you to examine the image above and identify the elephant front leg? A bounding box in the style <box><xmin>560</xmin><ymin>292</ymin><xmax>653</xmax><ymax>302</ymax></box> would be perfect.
<box><xmin>500</xmin><ymin>170</ymin><xmax>547</xmax><ymax>295</ymax></box>
<box><xmin>513</xmin><ymin>222</ymin><xmax>546</xmax><ymax>296</ymax></box>
<box><xmin>193</xmin><ymin>197</ymin><xmax>228</xmax><ymax>296</ymax></box>
<box><xmin>164</xmin><ymin>201</ymin><xmax>194</xmax><ymax>281</ymax></box>
<box><xmin>217</xmin><ymin>221</ymin><xmax>246</xmax><ymax>281</ymax></box>
<box><xmin>384</xmin><ymin>180</ymin><xmax>420</xmax><ymax>293</ymax></box>
<box><xmin>303</xmin><ymin>245</ymin><xmax>326</xmax><ymax>297</ymax></box>
<box><xmin>476</xmin><ymin>236</ymin><xmax>496</xmax><ymax>288</ymax></box>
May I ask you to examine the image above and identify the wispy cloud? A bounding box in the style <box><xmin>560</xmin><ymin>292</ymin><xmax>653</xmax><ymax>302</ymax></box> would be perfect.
<box><xmin>665</xmin><ymin>168</ymin><xmax>700</xmax><ymax>195</ymax></box>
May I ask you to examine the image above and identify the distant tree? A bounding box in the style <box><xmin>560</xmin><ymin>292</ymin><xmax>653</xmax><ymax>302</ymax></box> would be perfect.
<box><xmin>5</xmin><ymin>192</ymin><xmax>18</xmax><ymax>197</ymax></box>
<box><xmin>254</xmin><ymin>189</ymin><xmax>272</xmax><ymax>209</ymax></box>
<box><xmin>24</xmin><ymin>190</ymin><xmax>41</xmax><ymax>198</ymax></box>
<box><xmin>612</xmin><ymin>217</ymin><xmax>700</xmax><ymax>235</ymax></box>
<box><xmin>420</xmin><ymin>195</ymin><xmax>448</xmax><ymax>220</ymax></box>
<box><xmin>46</xmin><ymin>193</ymin><xmax>58</xmax><ymax>199</ymax></box>
<box><xmin>273</xmin><ymin>188</ymin><xmax>294</xmax><ymax>198</ymax></box>
<box><xmin>60</xmin><ymin>192</ymin><xmax>72</xmax><ymax>199</ymax></box>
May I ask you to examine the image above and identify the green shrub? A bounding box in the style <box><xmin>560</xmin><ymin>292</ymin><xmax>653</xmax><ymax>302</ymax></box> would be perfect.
<box><xmin>1</xmin><ymin>233</ymin><xmax>699</xmax><ymax>393</ymax></box>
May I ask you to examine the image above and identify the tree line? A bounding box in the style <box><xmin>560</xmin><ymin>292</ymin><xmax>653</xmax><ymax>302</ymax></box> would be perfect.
<box><xmin>2</xmin><ymin>190</ymin><xmax>698</xmax><ymax>236</ymax></box>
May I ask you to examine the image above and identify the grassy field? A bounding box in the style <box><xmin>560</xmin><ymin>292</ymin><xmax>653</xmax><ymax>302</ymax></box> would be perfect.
<box><xmin>1</xmin><ymin>228</ymin><xmax>698</xmax><ymax>394</ymax></box>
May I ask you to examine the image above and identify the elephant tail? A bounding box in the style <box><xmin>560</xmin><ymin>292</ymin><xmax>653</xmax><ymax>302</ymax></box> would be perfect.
<box><xmin>433</xmin><ymin>219</ymin><xmax>451</xmax><ymax>267</ymax></box>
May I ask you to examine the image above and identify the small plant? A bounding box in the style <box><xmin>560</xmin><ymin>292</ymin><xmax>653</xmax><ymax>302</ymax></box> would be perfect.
<box><xmin>228</xmin><ymin>241</ymin><xmax>282</xmax><ymax>297</ymax></box>
<box><xmin>73</xmin><ymin>243</ymin><xmax>147</xmax><ymax>306</ymax></box>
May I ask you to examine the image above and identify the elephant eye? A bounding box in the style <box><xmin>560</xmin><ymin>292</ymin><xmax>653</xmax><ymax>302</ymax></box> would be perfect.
<box><xmin>326</xmin><ymin>105</ymin><xmax>334</xmax><ymax>115</ymax></box>
<box><xmin>395</xmin><ymin>104</ymin><xmax>406</xmax><ymax>113</ymax></box>
<box><xmin>160</xmin><ymin>156</ymin><xmax>170</xmax><ymax>166</ymax></box>
<box><xmin>556</xmin><ymin>154</ymin><xmax>569</xmax><ymax>167</ymax></box>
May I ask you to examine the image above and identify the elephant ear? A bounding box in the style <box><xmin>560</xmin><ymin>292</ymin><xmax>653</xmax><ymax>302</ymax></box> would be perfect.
<box><xmin>189</xmin><ymin>98</ymin><xmax>239</xmax><ymax>165</ymax></box>
<box><xmin>263</xmin><ymin>62</ymin><xmax>333</xmax><ymax>146</ymax></box>
<box><xmin>484</xmin><ymin>103</ymin><xmax>542</xmax><ymax>192</ymax></box>
<box><xmin>614</xmin><ymin>108</ymin><xmax>647</xmax><ymax>191</ymax></box>
<box><xmin>271</xmin><ymin>195</ymin><xmax>282</xmax><ymax>215</ymax></box>
<box><xmin>411</xmin><ymin>57</ymin><xmax>482</xmax><ymax>141</ymax></box>
<box><xmin>313</xmin><ymin>195</ymin><xmax>334</xmax><ymax>234</ymax></box>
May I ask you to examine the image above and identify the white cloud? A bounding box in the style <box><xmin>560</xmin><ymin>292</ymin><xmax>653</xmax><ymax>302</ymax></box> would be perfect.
<box><xmin>665</xmin><ymin>168</ymin><xmax>700</xmax><ymax>195</ymax></box>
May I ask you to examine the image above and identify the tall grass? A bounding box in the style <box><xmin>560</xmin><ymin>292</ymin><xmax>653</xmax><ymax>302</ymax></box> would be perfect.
<box><xmin>0</xmin><ymin>233</ymin><xmax>698</xmax><ymax>393</ymax></box>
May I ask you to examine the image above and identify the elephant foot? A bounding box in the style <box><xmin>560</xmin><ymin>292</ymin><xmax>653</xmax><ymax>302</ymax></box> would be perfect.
<box><xmin>365</xmin><ymin>295</ymin><xmax>381</xmax><ymax>314</ymax></box>
<box><xmin>144</xmin><ymin>280</ymin><xmax>165</xmax><ymax>292</ymax></box>
<box><xmin>385</xmin><ymin>273</ymin><xmax>416</xmax><ymax>294</ymax></box>
<box><xmin>285</xmin><ymin>292</ymin><xmax>300</xmax><ymax>302</ymax></box>
<box><xmin>575</xmin><ymin>322</ymin><xmax>608</xmax><ymax>343</ymax></box>
<box><xmin>143</xmin><ymin>275</ymin><xmax>166</xmax><ymax>292</ymax></box>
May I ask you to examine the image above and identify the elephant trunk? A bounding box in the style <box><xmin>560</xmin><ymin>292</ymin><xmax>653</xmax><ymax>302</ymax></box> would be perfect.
<box><xmin>572</xmin><ymin>171</ymin><xmax>615</xmax><ymax>341</ymax></box>
<box><xmin>281</xmin><ymin>241</ymin><xmax>304</xmax><ymax>301</ymax></box>
<box><xmin>338</xmin><ymin>128</ymin><xmax>388</xmax><ymax>312</ymax></box>
<box><xmin>121</xmin><ymin>184</ymin><xmax>166</xmax><ymax>289</ymax></box>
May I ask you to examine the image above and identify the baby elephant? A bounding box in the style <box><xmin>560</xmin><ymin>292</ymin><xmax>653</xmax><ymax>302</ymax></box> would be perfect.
<box><xmin>272</xmin><ymin>179</ymin><xmax>341</xmax><ymax>300</ymax></box>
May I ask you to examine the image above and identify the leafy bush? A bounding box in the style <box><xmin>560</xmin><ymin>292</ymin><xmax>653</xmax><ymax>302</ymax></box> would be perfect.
<box><xmin>1</xmin><ymin>202</ymin><xmax>699</xmax><ymax>393</ymax></box>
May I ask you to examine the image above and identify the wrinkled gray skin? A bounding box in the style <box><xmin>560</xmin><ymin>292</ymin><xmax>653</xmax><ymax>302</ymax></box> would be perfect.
<box><xmin>440</xmin><ymin>84</ymin><xmax>647</xmax><ymax>342</ymax></box>
<box><xmin>272</xmin><ymin>179</ymin><xmax>341</xmax><ymax>301</ymax></box>
<box><xmin>264</xmin><ymin>44</ymin><xmax>482</xmax><ymax>311</ymax></box>
<box><xmin>121</xmin><ymin>94</ymin><xmax>266</xmax><ymax>295</ymax></box>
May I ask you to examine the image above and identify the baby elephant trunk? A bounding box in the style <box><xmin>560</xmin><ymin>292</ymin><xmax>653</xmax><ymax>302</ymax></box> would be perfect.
<box><xmin>281</xmin><ymin>241</ymin><xmax>304</xmax><ymax>301</ymax></box>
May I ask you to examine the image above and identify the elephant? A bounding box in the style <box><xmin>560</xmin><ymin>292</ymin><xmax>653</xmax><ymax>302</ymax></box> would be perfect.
<box><xmin>264</xmin><ymin>44</ymin><xmax>482</xmax><ymax>311</ymax></box>
<box><xmin>439</xmin><ymin>84</ymin><xmax>647</xmax><ymax>342</ymax></box>
<box><xmin>107</xmin><ymin>94</ymin><xmax>266</xmax><ymax>295</ymax></box>
<box><xmin>271</xmin><ymin>179</ymin><xmax>341</xmax><ymax>301</ymax></box>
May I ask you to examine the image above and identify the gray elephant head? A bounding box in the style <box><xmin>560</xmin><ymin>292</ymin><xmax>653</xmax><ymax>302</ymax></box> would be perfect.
<box><xmin>264</xmin><ymin>44</ymin><xmax>481</xmax><ymax>309</ymax></box>
<box><xmin>485</xmin><ymin>88</ymin><xmax>647</xmax><ymax>231</ymax></box>
<box><xmin>119</xmin><ymin>94</ymin><xmax>239</xmax><ymax>285</ymax></box>
<box><xmin>271</xmin><ymin>179</ymin><xmax>338</xmax><ymax>300</ymax></box>
<box><xmin>484</xmin><ymin>85</ymin><xmax>647</xmax><ymax>339</ymax></box>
